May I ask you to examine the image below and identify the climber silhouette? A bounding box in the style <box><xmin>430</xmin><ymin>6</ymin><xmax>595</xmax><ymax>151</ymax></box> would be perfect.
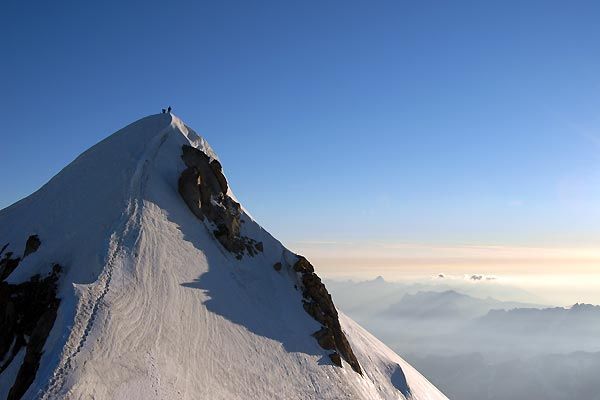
<box><xmin>167</xmin><ymin>106</ymin><xmax>172</xmax><ymax>113</ymax></box>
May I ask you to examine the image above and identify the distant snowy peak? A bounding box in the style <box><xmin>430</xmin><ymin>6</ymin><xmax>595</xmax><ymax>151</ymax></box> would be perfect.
<box><xmin>0</xmin><ymin>113</ymin><xmax>447</xmax><ymax>400</ymax></box>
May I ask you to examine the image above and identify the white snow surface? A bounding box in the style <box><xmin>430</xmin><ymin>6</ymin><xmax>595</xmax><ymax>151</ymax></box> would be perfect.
<box><xmin>0</xmin><ymin>114</ymin><xmax>447</xmax><ymax>400</ymax></box>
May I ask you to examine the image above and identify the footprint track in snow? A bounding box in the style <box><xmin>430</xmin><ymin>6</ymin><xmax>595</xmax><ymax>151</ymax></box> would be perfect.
<box><xmin>41</xmin><ymin>131</ymin><xmax>171</xmax><ymax>399</ymax></box>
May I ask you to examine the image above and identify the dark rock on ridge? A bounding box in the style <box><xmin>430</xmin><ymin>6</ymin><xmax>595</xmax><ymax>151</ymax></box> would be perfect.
<box><xmin>329</xmin><ymin>352</ymin><xmax>342</xmax><ymax>368</ymax></box>
<box><xmin>23</xmin><ymin>235</ymin><xmax>41</xmax><ymax>258</ymax></box>
<box><xmin>0</xmin><ymin>235</ymin><xmax>42</xmax><ymax>281</ymax></box>
<box><xmin>293</xmin><ymin>257</ymin><xmax>314</xmax><ymax>274</ymax></box>
<box><xmin>178</xmin><ymin>145</ymin><xmax>263</xmax><ymax>259</ymax></box>
<box><xmin>177</xmin><ymin>145</ymin><xmax>361</xmax><ymax>374</ymax></box>
<box><xmin>294</xmin><ymin>256</ymin><xmax>363</xmax><ymax>374</ymax></box>
<box><xmin>0</xmin><ymin>243</ymin><xmax>9</xmax><ymax>257</ymax></box>
<box><xmin>0</xmin><ymin>235</ymin><xmax>43</xmax><ymax>281</ymax></box>
<box><xmin>178</xmin><ymin>167</ymin><xmax>203</xmax><ymax>220</ymax></box>
<box><xmin>5</xmin><ymin>265</ymin><xmax>61</xmax><ymax>400</ymax></box>
<box><xmin>209</xmin><ymin>159</ymin><xmax>228</xmax><ymax>194</ymax></box>
<box><xmin>0</xmin><ymin>235</ymin><xmax>61</xmax><ymax>400</ymax></box>
<box><xmin>312</xmin><ymin>327</ymin><xmax>336</xmax><ymax>350</ymax></box>
<box><xmin>0</xmin><ymin>252</ymin><xmax>21</xmax><ymax>282</ymax></box>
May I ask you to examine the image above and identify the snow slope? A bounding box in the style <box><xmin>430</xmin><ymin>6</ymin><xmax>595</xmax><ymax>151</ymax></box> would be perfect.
<box><xmin>0</xmin><ymin>114</ymin><xmax>447</xmax><ymax>400</ymax></box>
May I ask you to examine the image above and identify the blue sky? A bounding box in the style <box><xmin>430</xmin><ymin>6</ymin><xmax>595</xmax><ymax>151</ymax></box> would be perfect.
<box><xmin>1</xmin><ymin>1</ymin><xmax>599</xmax><ymax>276</ymax></box>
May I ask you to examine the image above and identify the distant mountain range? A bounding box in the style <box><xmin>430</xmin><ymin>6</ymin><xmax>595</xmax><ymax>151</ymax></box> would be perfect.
<box><xmin>475</xmin><ymin>302</ymin><xmax>600</xmax><ymax>332</ymax></box>
<box><xmin>325</xmin><ymin>276</ymin><xmax>546</xmax><ymax>320</ymax></box>
<box><xmin>407</xmin><ymin>351</ymin><xmax>600</xmax><ymax>400</ymax></box>
<box><xmin>454</xmin><ymin>303</ymin><xmax>600</xmax><ymax>355</ymax></box>
<box><xmin>328</xmin><ymin>276</ymin><xmax>600</xmax><ymax>400</ymax></box>
<box><xmin>383</xmin><ymin>290</ymin><xmax>539</xmax><ymax>320</ymax></box>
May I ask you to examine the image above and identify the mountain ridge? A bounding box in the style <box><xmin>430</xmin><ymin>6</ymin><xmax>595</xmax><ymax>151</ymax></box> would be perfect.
<box><xmin>0</xmin><ymin>114</ymin><xmax>447</xmax><ymax>400</ymax></box>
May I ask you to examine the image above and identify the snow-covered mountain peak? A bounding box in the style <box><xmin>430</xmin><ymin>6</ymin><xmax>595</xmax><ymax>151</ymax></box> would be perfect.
<box><xmin>0</xmin><ymin>114</ymin><xmax>447</xmax><ymax>400</ymax></box>
<box><xmin>169</xmin><ymin>114</ymin><xmax>219</xmax><ymax>160</ymax></box>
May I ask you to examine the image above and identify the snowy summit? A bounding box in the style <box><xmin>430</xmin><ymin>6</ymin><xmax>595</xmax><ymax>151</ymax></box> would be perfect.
<box><xmin>0</xmin><ymin>114</ymin><xmax>447</xmax><ymax>400</ymax></box>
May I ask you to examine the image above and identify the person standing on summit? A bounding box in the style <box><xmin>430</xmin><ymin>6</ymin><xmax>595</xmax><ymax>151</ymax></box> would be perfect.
<box><xmin>167</xmin><ymin>106</ymin><xmax>172</xmax><ymax>113</ymax></box>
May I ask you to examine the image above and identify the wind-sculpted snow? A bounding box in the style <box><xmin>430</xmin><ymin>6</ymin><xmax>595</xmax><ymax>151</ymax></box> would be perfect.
<box><xmin>0</xmin><ymin>114</ymin><xmax>447</xmax><ymax>400</ymax></box>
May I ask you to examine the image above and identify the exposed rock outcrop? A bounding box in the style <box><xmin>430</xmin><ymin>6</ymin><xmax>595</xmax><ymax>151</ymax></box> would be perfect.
<box><xmin>312</xmin><ymin>327</ymin><xmax>336</xmax><ymax>350</ymax></box>
<box><xmin>329</xmin><ymin>352</ymin><xmax>342</xmax><ymax>368</ymax></box>
<box><xmin>0</xmin><ymin>251</ymin><xmax>21</xmax><ymax>282</ymax></box>
<box><xmin>294</xmin><ymin>256</ymin><xmax>363</xmax><ymax>374</ymax></box>
<box><xmin>177</xmin><ymin>145</ymin><xmax>360</xmax><ymax>374</ymax></box>
<box><xmin>23</xmin><ymin>235</ymin><xmax>41</xmax><ymax>258</ymax></box>
<box><xmin>0</xmin><ymin>256</ymin><xmax>61</xmax><ymax>400</ymax></box>
<box><xmin>0</xmin><ymin>236</ymin><xmax>62</xmax><ymax>400</ymax></box>
<box><xmin>178</xmin><ymin>145</ymin><xmax>263</xmax><ymax>259</ymax></box>
<box><xmin>0</xmin><ymin>243</ymin><xmax>9</xmax><ymax>257</ymax></box>
<box><xmin>0</xmin><ymin>235</ymin><xmax>42</xmax><ymax>281</ymax></box>
<box><xmin>178</xmin><ymin>167</ymin><xmax>203</xmax><ymax>220</ymax></box>
<box><xmin>209</xmin><ymin>159</ymin><xmax>228</xmax><ymax>194</ymax></box>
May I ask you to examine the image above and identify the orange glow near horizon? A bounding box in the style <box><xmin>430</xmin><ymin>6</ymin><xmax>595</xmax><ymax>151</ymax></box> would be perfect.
<box><xmin>288</xmin><ymin>240</ymin><xmax>600</xmax><ymax>278</ymax></box>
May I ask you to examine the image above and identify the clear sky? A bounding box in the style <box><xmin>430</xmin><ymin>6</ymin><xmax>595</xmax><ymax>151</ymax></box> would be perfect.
<box><xmin>1</xmin><ymin>1</ymin><xmax>599</xmax><ymax>281</ymax></box>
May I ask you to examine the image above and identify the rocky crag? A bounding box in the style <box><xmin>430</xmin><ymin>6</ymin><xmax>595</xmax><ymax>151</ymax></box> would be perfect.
<box><xmin>178</xmin><ymin>145</ymin><xmax>263</xmax><ymax>259</ymax></box>
<box><xmin>0</xmin><ymin>236</ymin><xmax>61</xmax><ymax>400</ymax></box>
<box><xmin>177</xmin><ymin>144</ymin><xmax>361</xmax><ymax>374</ymax></box>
